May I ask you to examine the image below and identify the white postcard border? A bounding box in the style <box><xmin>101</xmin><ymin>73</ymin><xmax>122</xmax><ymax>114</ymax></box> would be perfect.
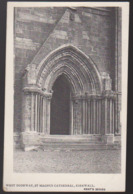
<box><xmin>3</xmin><ymin>2</ymin><xmax>129</xmax><ymax>192</ymax></box>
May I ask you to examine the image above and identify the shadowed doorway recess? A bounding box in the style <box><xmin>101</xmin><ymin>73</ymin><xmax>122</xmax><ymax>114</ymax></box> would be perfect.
<box><xmin>50</xmin><ymin>74</ymin><xmax>71</xmax><ymax>135</ymax></box>
<box><xmin>21</xmin><ymin>45</ymin><xmax>116</xmax><ymax>149</ymax></box>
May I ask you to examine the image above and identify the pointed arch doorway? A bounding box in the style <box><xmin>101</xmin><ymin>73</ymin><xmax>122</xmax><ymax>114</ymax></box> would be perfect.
<box><xmin>50</xmin><ymin>74</ymin><xmax>71</xmax><ymax>135</ymax></box>
<box><xmin>21</xmin><ymin>45</ymin><xmax>116</xmax><ymax>150</ymax></box>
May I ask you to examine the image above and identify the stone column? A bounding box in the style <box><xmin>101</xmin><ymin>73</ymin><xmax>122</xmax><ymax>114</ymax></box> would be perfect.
<box><xmin>85</xmin><ymin>99</ymin><xmax>87</xmax><ymax>134</ymax></box>
<box><xmin>43</xmin><ymin>97</ymin><xmax>47</xmax><ymax>134</ymax></box>
<box><xmin>82</xmin><ymin>98</ymin><xmax>86</xmax><ymax>134</ymax></box>
<box><xmin>98</xmin><ymin>99</ymin><xmax>102</xmax><ymax>134</ymax></box>
<box><xmin>96</xmin><ymin>100</ymin><xmax>98</xmax><ymax>134</ymax></box>
<box><xmin>112</xmin><ymin>99</ymin><xmax>115</xmax><ymax>134</ymax></box>
<box><xmin>22</xmin><ymin>92</ymin><xmax>31</xmax><ymax>132</ymax></box>
<box><xmin>72</xmin><ymin>94</ymin><xmax>83</xmax><ymax>135</ymax></box>
<box><xmin>87</xmin><ymin>99</ymin><xmax>91</xmax><ymax>134</ymax></box>
<box><xmin>104</xmin><ymin>97</ymin><xmax>108</xmax><ymax>135</ymax></box>
<box><xmin>73</xmin><ymin>100</ymin><xmax>76</xmax><ymax>135</ymax></box>
<box><xmin>101</xmin><ymin>96</ymin><xmax>107</xmax><ymax>135</ymax></box>
<box><xmin>45</xmin><ymin>95</ymin><xmax>52</xmax><ymax>135</ymax></box>
<box><xmin>35</xmin><ymin>93</ymin><xmax>38</xmax><ymax>132</ymax></box>
<box><xmin>73</xmin><ymin>99</ymin><xmax>79</xmax><ymax>135</ymax></box>
<box><xmin>37</xmin><ymin>94</ymin><xmax>40</xmax><ymax>132</ymax></box>
<box><xmin>93</xmin><ymin>98</ymin><xmax>96</xmax><ymax>134</ymax></box>
<box><xmin>21</xmin><ymin>88</ymin><xmax>40</xmax><ymax>151</ymax></box>
<box><xmin>87</xmin><ymin>95</ymin><xmax>102</xmax><ymax>135</ymax></box>
<box><xmin>109</xmin><ymin>98</ymin><xmax>112</xmax><ymax>134</ymax></box>
<box><xmin>101</xmin><ymin>92</ymin><xmax>116</xmax><ymax>144</ymax></box>
<box><xmin>90</xmin><ymin>99</ymin><xmax>93</xmax><ymax>134</ymax></box>
<box><xmin>42</xmin><ymin>97</ymin><xmax>45</xmax><ymax>133</ymax></box>
<box><xmin>39</xmin><ymin>95</ymin><xmax>43</xmax><ymax>133</ymax></box>
<box><xmin>70</xmin><ymin>98</ymin><xmax>73</xmax><ymax>135</ymax></box>
<box><xmin>31</xmin><ymin>92</ymin><xmax>35</xmax><ymax>131</ymax></box>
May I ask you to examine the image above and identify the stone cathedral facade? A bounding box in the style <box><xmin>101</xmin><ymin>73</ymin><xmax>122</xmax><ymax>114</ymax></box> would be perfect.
<box><xmin>14</xmin><ymin>7</ymin><xmax>121</xmax><ymax>150</ymax></box>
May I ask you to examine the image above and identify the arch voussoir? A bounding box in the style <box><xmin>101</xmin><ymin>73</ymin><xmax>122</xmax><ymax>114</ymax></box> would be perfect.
<box><xmin>21</xmin><ymin>44</ymin><xmax>116</xmax><ymax>146</ymax></box>
<box><xmin>36</xmin><ymin>45</ymin><xmax>103</xmax><ymax>94</ymax></box>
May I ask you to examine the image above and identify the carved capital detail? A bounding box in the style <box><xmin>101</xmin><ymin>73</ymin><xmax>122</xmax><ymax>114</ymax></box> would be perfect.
<box><xmin>102</xmin><ymin>90</ymin><xmax>117</xmax><ymax>100</ymax></box>
<box><xmin>23</xmin><ymin>86</ymin><xmax>53</xmax><ymax>99</ymax></box>
<box><xmin>71</xmin><ymin>91</ymin><xmax>117</xmax><ymax>101</ymax></box>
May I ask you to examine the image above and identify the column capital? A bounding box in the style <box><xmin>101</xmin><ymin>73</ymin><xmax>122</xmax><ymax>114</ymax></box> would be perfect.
<box><xmin>102</xmin><ymin>90</ymin><xmax>117</xmax><ymax>100</ymax></box>
<box><xmin>23</xmin><ymin>86</ymin><xmax>53</xmax><ymax>99</ymax></box>
<box><xmin>71</xmin><ymin>91</ymin><xmax>117</xmax><ymax>101</ymax></box>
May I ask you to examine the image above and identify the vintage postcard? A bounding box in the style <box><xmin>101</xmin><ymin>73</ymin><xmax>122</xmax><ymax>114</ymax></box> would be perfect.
<box><xmin>3</xmin><ymin>1</ymin><xmax>129</xmax><ymax>192</ymax></box>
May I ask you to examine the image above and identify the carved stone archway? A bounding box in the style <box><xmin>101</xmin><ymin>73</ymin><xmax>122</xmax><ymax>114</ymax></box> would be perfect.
<box><xmin>21</xmin><ymin>45</ymin><xmax>116</xmax><ymax>150</ymax></box>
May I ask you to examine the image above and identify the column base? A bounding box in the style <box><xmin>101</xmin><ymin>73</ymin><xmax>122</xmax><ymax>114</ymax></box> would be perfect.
<box><xmin>14</xmin><ymin>132</ymin><xmax>21</xmax><ymax>149</ymax></box>
<box><xmin>102</xmin><ymin>134</ymin><xmax>114</xmax><ymax>144</ymax></box>
<box><xmin>20</xmin><ymin>131</ymin><xmax>41</xmax><ymax>151</ymax></box>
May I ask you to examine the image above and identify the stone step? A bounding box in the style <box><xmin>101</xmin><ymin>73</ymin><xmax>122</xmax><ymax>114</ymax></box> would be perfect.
<box><xmin>40</xmin><ymin>141</ymin><xmax>120</xmax><ymax>151</ymax></box>
<box><xmin>40</xmin><ymin>135</ymin><xmax>102</xmax><ymax>138</ymax></box>
<box><xmin>39</xmin><ymin>135</ymin><xmax>121</xmax><ymax>150</ymax></box>
<box><xmin>42</xmin><ymin>141</ymin><xmax>105</xmax><ymax>146</ymax></box>
<box><xmin>41</xmin><ymin>144</ymin><xmax>120</xmax><ymax>151</ymax></box>
<box><xmin>23</xmin><ymin>142</ymin><xmax>120</xmax><ymax>151</ymax></box>
<box><xmin>40</xmin><ymin>135</ymin><xmax>102</xmax><ymax>143</ymax></box>
<box><xmin>41</xmin><ymin>141</ymin><xmax>104</xmax><ymax>145</ymax></box>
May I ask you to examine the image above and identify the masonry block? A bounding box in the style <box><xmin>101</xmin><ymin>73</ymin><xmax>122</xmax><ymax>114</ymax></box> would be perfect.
<box><xmin>20</xmin><ymin>131</ymin><xmax>41</xmax><ymax>151</ymax></box>
<box><xmin>102</xmin><ymin>134</ymin><xmax>114</xmax><ymax>144</ymax></box>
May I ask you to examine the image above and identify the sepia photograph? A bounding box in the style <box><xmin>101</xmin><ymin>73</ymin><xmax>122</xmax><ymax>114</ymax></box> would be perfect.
<box><xmin>3</xmin><ymin>2</ymin><xmax>129</xmax><ymax>192</ymax></box>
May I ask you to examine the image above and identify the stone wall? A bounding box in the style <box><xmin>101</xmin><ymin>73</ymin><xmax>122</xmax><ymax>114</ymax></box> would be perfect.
<box><xmin>14</xmin><ymin>7</ymin><xmax>120</xmax><ymax>133</ymax></box>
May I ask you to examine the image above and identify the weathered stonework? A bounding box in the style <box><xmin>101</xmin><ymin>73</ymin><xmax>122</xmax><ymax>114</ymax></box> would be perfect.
<box><xmin>14</xmin><ymin>7</ymin><xmax>121</xmax><ymax>150</ymax></box>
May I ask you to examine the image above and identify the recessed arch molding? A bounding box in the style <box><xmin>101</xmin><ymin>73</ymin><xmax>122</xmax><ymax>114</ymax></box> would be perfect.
<box><xmin>21</xmin><ymin>45</ymin><xmax>117</xmax><ymax>150</ymax></box>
